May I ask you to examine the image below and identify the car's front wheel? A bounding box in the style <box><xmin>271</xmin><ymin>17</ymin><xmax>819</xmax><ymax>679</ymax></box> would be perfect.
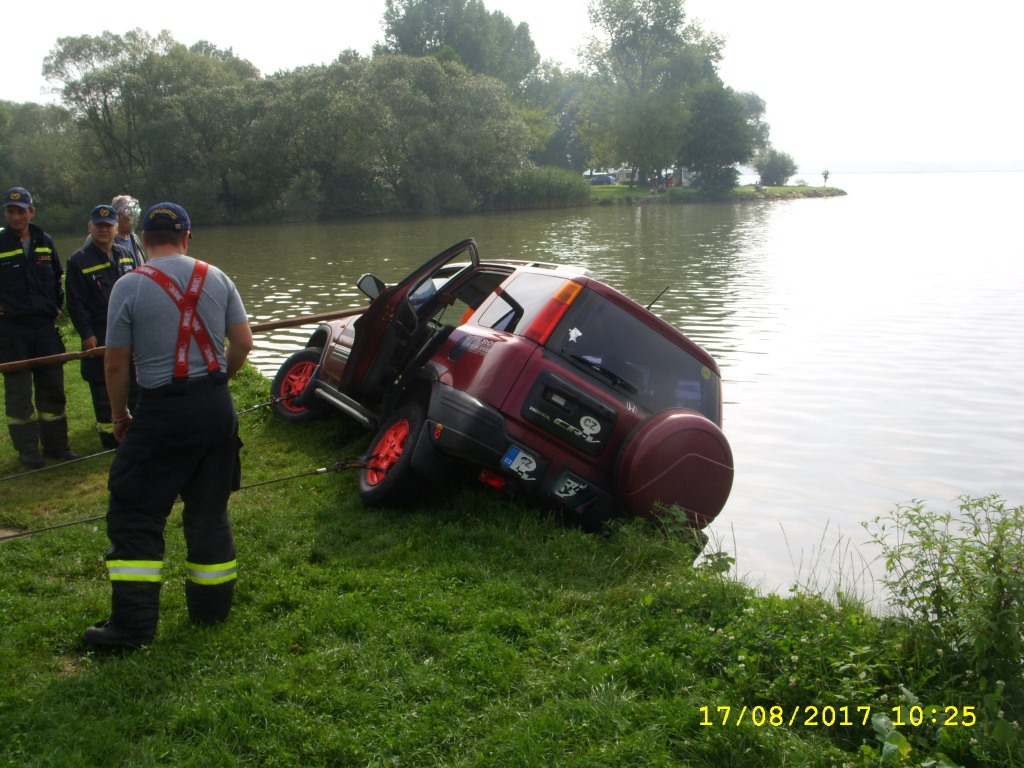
<box><xmin>271</xmin><ymin>347</ymin><xmax>325</xmax><ymax>423</ymax></box>
<box><xmin>357</xmin><ymin>402</ymin><xmax>425</xmax><ymax>506</ymax></box>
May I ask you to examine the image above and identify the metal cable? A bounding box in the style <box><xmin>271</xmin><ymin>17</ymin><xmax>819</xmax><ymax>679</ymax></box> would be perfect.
<box><xmin>0</xmin><ymin>458</ymin><xmax>375</xmax><ymax>542</ymax></box>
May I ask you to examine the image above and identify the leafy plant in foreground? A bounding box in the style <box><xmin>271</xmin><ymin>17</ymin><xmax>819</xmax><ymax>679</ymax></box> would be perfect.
<box><xmin>865</xmin><ymin>495</ymin><xmax>1024</xmax><ymax>765</ymax></box>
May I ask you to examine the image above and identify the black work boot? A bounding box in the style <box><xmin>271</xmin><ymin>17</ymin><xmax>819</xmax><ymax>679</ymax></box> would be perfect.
<box><xmin>18</xmin><ymin>451</ymin><xmax>44</xmax><ymax>468</ymax></box>
<box><xmin>186</xmin><ymin>580</ymin><xmax>234</xmax><ymax>627</ymax></box>
<box><xmin>9</xmin><ymin>422</ymin><xmax>41</xmax><ymax>466</ymax></box>
<box><xmin>83</xmin><ymin>582</ymin><xmax>161</xmax><ymax>649</ymax></box>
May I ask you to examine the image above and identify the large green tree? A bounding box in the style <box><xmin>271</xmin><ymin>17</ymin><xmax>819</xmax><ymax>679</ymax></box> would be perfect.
<box><xmin>676</xmin><ymin>81</ymin><xmax>758</xmax><ymax>196</ymax></box>
<box><xmin>347</xmin><ymin>54</ymin><xmax>534</xmax><ymax>213</ymax></box>
<box><xmin>380</xmin><ymin>0</ymin><xmax>540</xmax><ymax>90</ymax></box>
<box><xmin>578</xmin><ymin>0</ymin><xmax>721</xmax><ymax>185</ymax></box>
<box><xmin>0</xmin><ymin>101</ymin><xmax>81</xmax><ymax>212</ymax></box>
<box><xmin>43</xmin><ymin>30</ymin><xmax>176</xmax><ymax>189</ymax></box>
<box><xmin>43</xmin><ymin>30</ymin><xmax>261</xmax><ymax>213</ymax></box>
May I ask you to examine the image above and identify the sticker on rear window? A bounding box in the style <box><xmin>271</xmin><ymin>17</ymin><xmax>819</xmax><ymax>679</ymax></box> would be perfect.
<box><xmin>502</xmin><ymin>446</ymin><xmax>537</xmax><ymax>480</ymax></box>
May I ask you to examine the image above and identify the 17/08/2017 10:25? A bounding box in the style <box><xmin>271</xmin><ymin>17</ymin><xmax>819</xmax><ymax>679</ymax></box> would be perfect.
<box><xmin>698</xmin><ymin>705</ymin><xmax>978</xmax><ymax>728</ymax></box>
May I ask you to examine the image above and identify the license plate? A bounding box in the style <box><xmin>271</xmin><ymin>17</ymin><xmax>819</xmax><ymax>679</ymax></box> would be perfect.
<box><xmin>501</xmin><ymin>446</ymin><xmax>538</xmax><ymax>480</ymax></box>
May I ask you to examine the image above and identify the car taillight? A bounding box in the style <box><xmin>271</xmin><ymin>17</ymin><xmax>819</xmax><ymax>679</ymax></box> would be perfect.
<box><xmin>522</xmin><ymin>280</ymin><xmax>584</xmax><ymax>344</ymax></box>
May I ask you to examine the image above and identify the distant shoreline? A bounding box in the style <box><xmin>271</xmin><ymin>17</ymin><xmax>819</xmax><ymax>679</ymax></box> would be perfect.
<box><xmin>591</xmin><ymin>184</ymin><xmax>848</xmax><ymax>205</ymax></box>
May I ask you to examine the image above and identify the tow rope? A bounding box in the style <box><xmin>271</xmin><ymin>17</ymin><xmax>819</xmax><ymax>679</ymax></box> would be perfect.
<box><xmin>0</xmin><ymin>396</ymin><xmax>290</xmax><ymax>484</ymax></box>
<box><xmin>0</xmin><ymin>457</ymin><xmax>378</xmax><ymax>542</ymax></box>
<box><xmin>0</xmin><ymin>448</ymin><xmax>117</xmax><ymax>483</ymax></box>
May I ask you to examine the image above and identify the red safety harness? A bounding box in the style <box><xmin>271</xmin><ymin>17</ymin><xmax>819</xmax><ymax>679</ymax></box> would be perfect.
<box><xmin>134</xmin><ymin>260</ymin><xmax>220</xmax><ymax>381</ymax></box>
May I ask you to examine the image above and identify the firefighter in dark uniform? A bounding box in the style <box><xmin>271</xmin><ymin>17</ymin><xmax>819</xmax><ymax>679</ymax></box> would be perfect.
<box><xmin>66</xmin><ymin>204</ymin><xmax>140</xmax><ymax>449</ymax></box>
<box><xmin>83</xmin><ymin>202</ymin><xmax>254</xmax><ymax>649</ymax></box>
<box><xmin>0</xmin><ymin>186</ymin><xmax>78</xmax><ymax>467</ymax></box>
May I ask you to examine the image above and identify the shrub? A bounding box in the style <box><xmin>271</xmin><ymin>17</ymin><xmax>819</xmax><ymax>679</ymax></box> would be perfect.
<box><xmin>488</xmin><ymin>166</ymin><xmax>589</xmax><ymax>211</ymax></box>
<box><xmin>754</xmin><ymin>148</ymin><xmax>798</xmax><ymax>186</ymax></box>
<box><xmin>864</xmin><ymin>495</ymin><xmax>1024</xmax><ymax>764</ymax></box>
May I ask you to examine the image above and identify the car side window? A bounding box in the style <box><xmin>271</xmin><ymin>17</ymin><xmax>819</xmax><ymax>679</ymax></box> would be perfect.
<box><xmin>473</xmin><ymin>272</ymin><xmax>568</xmax><ymax>333</ymax></box>
<box><xmin>431</xmin><ymin>269</ymin><xmax>511</xmax><ymax>327</ymax></box>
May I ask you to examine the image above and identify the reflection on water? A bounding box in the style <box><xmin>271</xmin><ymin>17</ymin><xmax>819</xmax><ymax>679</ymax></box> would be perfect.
<box><xmin>53</xmin><ymin>173</ymin><xmax>1024</xmax><ymax>593</ymax></box>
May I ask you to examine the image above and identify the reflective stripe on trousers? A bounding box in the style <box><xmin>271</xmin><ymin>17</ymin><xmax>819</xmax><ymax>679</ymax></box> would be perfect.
<box><xmin>107</xmin><ymin>560</ymin><xmax>163</xmax><ymax>582</ymax></box>
<box><xmin>187</xmin><ymin>560</ymin><xmax>238</xmax><ymax>585</ymax></box>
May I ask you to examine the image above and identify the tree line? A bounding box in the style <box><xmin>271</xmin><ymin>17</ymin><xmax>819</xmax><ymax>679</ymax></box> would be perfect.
<box><xmin>0</xmin><ymin>0</ymin><xmax>798</xmax><ymax>231</ymax></box>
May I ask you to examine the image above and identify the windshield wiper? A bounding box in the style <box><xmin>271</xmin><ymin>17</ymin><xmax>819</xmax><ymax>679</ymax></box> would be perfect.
<box><xmin>570</xmin><ymin>354</ymin><xmax>638</xmax><ymax>394</ymax></box>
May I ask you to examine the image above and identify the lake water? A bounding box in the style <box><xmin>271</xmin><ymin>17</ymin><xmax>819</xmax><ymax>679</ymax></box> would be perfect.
<box><xmin>53</xmin><ymin>172</ymin><xmax>1024</xmax><ymax>594</ymax></box>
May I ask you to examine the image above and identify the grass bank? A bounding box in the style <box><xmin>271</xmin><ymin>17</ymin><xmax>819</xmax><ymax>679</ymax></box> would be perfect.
<box><xmin>0</xmin><ymin>361</ymin><xmax>1020</xmax><ymax>766</ymax></box>
<box><xmin>590</xmin><ymin>183</ymin><xmax>847</xmax><ymax>206</ymax></box>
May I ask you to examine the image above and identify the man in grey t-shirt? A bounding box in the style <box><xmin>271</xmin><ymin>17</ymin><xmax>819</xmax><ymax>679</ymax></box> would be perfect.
<box><xmin>83</xmin><ymin>202</ymin><xmax>253</xmax><ymax>650</ymax></box>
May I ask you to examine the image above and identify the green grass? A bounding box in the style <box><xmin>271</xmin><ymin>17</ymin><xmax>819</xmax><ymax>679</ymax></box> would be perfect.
<box><xmin>589</xmin><ymin>182</ymin><xmax>845</xmax><ymax>205</ymax></box>
<box><xmin>0</xmin><ymin>362</ymin><xmax>1020</xmax><ymax>766</ymax></box>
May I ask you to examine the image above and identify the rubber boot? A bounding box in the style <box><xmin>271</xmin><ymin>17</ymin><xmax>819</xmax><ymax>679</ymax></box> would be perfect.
<box><xmin>83</xmin><ymin>581</ymin><xmax>161</xmax><ymax>649</ymax></box>
<box><xmin>9</xmin><ymin>421</ymin><xmax>42</xmax><ymax>465</ymax></box>
<box><xmin>39</xmin><ymin>416</ymin><xmax>78</xmax><ymax>460</ymax></box>
<box><xmin>186</xmin><ymin>580</ymin><xmax>234</xmax><ymax>627</ymax></box>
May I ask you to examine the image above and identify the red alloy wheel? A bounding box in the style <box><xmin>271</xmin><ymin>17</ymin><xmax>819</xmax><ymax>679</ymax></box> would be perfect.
<box><xmin>366</xmin><ymin>417</ymin><xmax>411</xmax><ymax>486</ymax></box>
<box><xmin>279</xmin><ymin>360</ymin><xmax>316</xmax><ymax>413</ymax></box>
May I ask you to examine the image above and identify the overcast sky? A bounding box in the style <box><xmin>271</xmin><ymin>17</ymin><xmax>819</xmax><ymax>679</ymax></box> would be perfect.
<box><xmin>6</xmin><ymin>0</ymin><xmax>1022</xmax><ymax>173</ymax></box>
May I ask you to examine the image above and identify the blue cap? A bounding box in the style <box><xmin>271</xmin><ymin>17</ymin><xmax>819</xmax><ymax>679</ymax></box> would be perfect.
<box><xmin>3</xmin><ymin>187</ymin><xmax>33</xmax><ymax>209</ymax></box>
<box><xmin>90</xmin><ymin>204</ymin><xmax>118</xmax><ymax>226</ymax></box>
<box><xmin>142</xmin><ymin>202</ymin><xmax>191</xmax><ymax>233</ymax></box>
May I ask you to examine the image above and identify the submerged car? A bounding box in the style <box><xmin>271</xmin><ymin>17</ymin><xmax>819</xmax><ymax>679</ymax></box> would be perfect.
<box><xmin>270</xmin><ymin>239</ymin><xmax>733</xmax><ymax>528</ymax></box>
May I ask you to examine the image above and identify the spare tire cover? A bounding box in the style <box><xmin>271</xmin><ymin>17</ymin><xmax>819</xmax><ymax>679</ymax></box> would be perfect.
<box><xmin>614</xmin><ymin>409</ymin><xmax>733</xmax><ymax>528</ymax></box>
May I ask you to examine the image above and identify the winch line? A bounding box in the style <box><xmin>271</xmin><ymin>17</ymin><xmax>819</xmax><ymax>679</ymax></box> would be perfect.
<box><xmin>0</xmin><ymin>457</ymin><xmax>380</xmax><ymax>542</ymax></box>
<box><xmin>0</xmin><ymin>448</ymin><xmax>116</xmax><ymax>483</ymax></box>
<box><xmin>0</xmin><ymin>396</ymin><xmax>291</xmax><ymax>484</ymax></box>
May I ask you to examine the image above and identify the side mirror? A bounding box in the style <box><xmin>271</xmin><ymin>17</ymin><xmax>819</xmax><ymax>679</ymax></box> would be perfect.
<box><xmin>357</xmin><ymin>273</ymin><xmax>385</xmax><ymax>300</ymax></box>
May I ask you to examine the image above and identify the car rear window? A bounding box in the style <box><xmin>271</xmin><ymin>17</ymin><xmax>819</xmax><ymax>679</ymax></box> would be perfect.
<box><xmin>474</xmin><ymin>273</ymin><xmax>721</xmax><ymax>421</ymax></box>
<box><xmin>547</xmin><ymin>289</ymin><xmax>721</xmax><ymax>421</ymax></box>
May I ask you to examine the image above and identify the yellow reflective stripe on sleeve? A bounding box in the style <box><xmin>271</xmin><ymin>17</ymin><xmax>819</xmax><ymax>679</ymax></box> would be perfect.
<box><xmin>107</xmin><ymin>560</ymin><xmax>163</xmax><ymax>582</ymax></box>
<box><xmin>186</xmin><ymin>560</ymin><xmax>238</xmax><ymax>585</ymax></box>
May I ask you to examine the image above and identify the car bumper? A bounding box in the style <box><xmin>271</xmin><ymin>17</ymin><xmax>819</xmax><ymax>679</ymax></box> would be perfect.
<box><xmin>425</xmin><ymin>384</ymin><xmax>616</xmax><ymax>518</ymax></box>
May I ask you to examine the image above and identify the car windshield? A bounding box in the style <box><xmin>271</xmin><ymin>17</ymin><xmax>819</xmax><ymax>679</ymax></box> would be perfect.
<box><xmin>548</xmin><ymin>289</ymin><xmax>721</xmax><ymax>421</ymax></box>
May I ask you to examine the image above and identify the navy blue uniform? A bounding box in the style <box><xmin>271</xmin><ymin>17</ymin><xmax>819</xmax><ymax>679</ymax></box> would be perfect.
<box><xmin>0</xmin><ymin>222</ymin><xmax>72</xmax><ymax>458</ymax></box>
<box><xmin>65</xmin><ymin>240</ymin><xmax>138</xmax><ymax>447</ymax></box>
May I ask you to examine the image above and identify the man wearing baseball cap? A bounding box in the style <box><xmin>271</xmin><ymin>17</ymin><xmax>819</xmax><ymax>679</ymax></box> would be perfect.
<box><xmin>83</xmin><ymin>201</ymin><xmax>253</xmax><ymax>649</ymax></box>
<box><xmin>66</xmin><ymin>204</ymin><xmax>140</xmax><ymax>449</ymax></box>
<box><xmin>0</xmin><ymin>187</ymin><xmax>78</xmax><ymax>466</ymax></box>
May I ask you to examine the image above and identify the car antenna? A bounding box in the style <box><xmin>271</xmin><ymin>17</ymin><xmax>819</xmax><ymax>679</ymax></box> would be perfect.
<box><xmin>646</xmin><ymin>285</ymin><xmax>670</xmax><ymax>310</ymax></box>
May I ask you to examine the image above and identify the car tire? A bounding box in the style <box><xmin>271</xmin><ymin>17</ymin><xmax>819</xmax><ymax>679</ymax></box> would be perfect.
<box><xmin>271</xmin><ymin>347</ymin><xmax>325</xmax><ymax>423</ymax></box>
<box><xmin>358</xmin><ymin>402</ymin><xmax>425</xmax><ymax>506</ymax></box>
